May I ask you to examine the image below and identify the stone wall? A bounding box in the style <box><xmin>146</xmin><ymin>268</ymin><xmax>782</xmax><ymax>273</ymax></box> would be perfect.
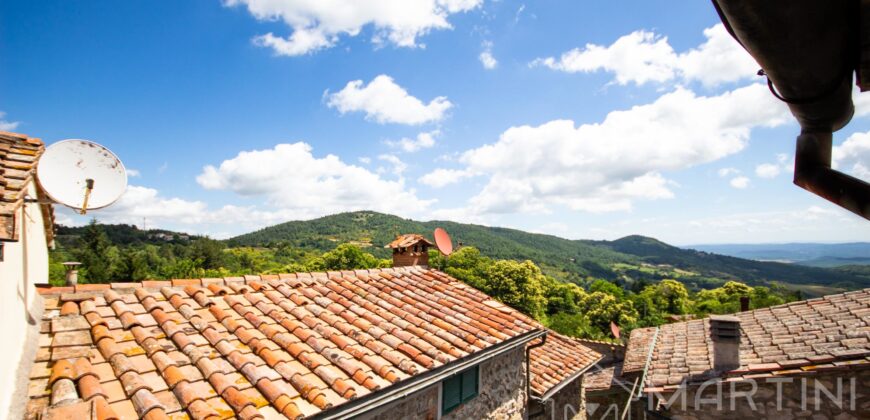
<box><xmin>653</xmin><ymin>369</ymin><xmax>870</xmax><ymax>420</ymax></box>
<box><xmin>361</xmin><ymin>385</ymin><xmax>439</xmax><ymax>420</ymax></box>
<box><xmin>586</xmin><ymin>388</ymin><xmax>643</xmax><ymax>420</ymax></box>
<box><xmin>362</xmin><ymin>345</ymin><xmax>528</xmax><ymax>420</ymax></box>
<box><xmin>445</xmin><ymin>346</ymin><xmax>528</xmax><ymax>420</ymax></box>
<box><xmin>530</xmin><ymin>376</ymin><xmax>585</xmax><ymax>420</ymax></box>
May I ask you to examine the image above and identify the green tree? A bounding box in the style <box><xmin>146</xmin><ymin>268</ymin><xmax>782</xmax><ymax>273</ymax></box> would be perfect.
<box><xmin>441</xmin><ymin>247</ymin><xmax>490</xmax><ymax>290</ymax></box>
<box><xmin>579</xmin><ymin>291</ymin><xmax>638</xmax><ymax>333</ymax></box>
<box><xmin>483</xmin><ymin>260</ymin><xmax>548</xmax><ymax>319</ymax></box>
<box><xmin>589</xmin><ymin>279</ymin><xmax>625</xmax><ymax>298</ymax></box>
<box><xmin>548</xmin><ymin>313</ymin><xmax>600</xmax><ymax>339</ymax></box>
<box><xmin>74</xmin><ymin>220</ymin><xmax>115</xmax><ymax>283</ymax></box>
<box><xmin>308</xmin><ymin>244</ymin><xmax>388</xmax><ymax>271</ymax></box>
<box><xmin>639</xmin><ymin>279</ymin><xmax>690</xmax><ymax>315</ymax></box>
<box><xmin>189</xmin><ymin>238</ymin><xmax>226</xmax><ymax>269</ymax></box>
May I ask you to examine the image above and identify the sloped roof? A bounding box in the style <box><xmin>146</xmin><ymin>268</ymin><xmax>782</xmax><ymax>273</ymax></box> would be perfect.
<box><xmin>0</xmin><ymin>131</ymin><xmax>54</xmax><ymax>243</ymax></box>
<box><xmin>384</xmin><ymin>234</ymin><xmax>433</xmax><ymax>249</ymax></box>
<box><xmin>26</xmin><ymin>267</ymin><xmax>543</xmax><ymax>419</ymax></box>
<box><xmin>528</xmin><ymin>332</ymin><xmax>603</xmax><ymax>399</ymax></box>
<box><xmin>583</xmin><ymin>362</ymin><xmax>626</xmax><ymax>393</ymax></box>
<box><xmin>623</xmin><ymin>288</ymin><xmax>870</xmax><ymax>392</ymax></box>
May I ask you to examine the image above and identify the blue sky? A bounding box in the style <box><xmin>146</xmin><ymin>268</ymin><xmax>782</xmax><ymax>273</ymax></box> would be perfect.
<box><xmin>3</xmin><ymin>0</ymin><xmax>870</xmax><ymax>244</ymax></box>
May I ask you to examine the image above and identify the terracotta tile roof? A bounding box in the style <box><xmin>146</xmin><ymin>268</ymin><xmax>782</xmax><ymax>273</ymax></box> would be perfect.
<box><xmin>384</xmin><ymin>234</ymin><xmax>433</xmax><ymax>249</ymax></box>
<box><xmin>27</xmin><ymin>267</ymin><xmax>541</xmax><ymax>419</ymax></box>
<box><xmin>529</xmin><ymin>331</ymin><xmax>602</xmax><ymax>398</ymax></box>
<box><xmin>0</xmin><ymin>131</ymin><xmax>54</xmax><ymax>243</ymax></box>
<box><xmin>624</xmin><ymin>288</ymin><xmax>870</xmax><ymax>392</ymax></box>
<box><xmin>584</xmin><ymin>362</ymin><xmax>628</xmax><ymax>393</ymax></box>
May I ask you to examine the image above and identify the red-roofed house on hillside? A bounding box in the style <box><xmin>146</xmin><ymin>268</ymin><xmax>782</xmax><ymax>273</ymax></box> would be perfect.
<box><xmin>0</xmin><ymin>131</ymin><xmax>56</xmax><ymax>419</ymax></box>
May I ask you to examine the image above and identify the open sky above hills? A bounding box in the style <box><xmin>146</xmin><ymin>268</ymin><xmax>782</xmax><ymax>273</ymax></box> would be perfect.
<box><xmin>3</xmin><ymin>0</ymin><xmax>870</xmax><ymax>244</ymax></box>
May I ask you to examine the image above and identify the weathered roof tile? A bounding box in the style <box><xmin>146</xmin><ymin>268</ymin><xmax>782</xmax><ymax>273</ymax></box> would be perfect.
<box><xmin>622</xmin><ymin>287</ymin><xmax>870</xmax><ymax>392</ymax></box>
<box><xmin>27</xmin><ymin>267</ymin><xmax>549</xmax><ymax>418</ymax></box>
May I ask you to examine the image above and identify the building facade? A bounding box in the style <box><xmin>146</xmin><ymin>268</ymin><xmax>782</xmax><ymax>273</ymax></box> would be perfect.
<box><xmin>0</xmin><ymin>132</ymin><xmax>55</xmax><ymax>419</ymax></box>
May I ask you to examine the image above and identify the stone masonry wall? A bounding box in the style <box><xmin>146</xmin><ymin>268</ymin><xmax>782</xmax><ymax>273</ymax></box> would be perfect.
<box><xmin>362</xmin><ymin>345</ymin><xmax>528</xmax><ymax>420</ymax></box>
<box><xmin>445</xmin><ymin>346</ymin><xmax>528</xmax><ymax>420</ymax></box>
<box><xmin>655</xmin><ymin>369</ymin><xmax>870</xmax><ymax>420</ymax></box>
<box><xmin>586</xmin><ymin>389</ymin><xmax>643</xmax><ymax>420</ymax></box>
<box><xmin>531</xmin><ymin>376</ymin><xmax>586</xmax><ymax>420</ymax></box>
<box><xmin>362</xmin><ymin>385</ymin><xmax>439</xmax><ymax>420</ymax></box>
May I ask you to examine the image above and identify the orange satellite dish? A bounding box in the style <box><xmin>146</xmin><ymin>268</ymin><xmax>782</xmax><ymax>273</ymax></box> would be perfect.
<box><xmin>610</xmin><ymin>321</ymin><xmax>621</xmax><ymax>340</ymax></box>
<box><xmin>434</xmin><ymin>227</ymin><xmax>454</xmax><ymax>256</ymax></box>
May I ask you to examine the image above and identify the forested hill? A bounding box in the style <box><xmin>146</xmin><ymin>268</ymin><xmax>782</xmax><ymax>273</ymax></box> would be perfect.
<box><xmin>229</xmin><ymin>211</ymin><xmax>870</xmax><ymax>292</ymax></box>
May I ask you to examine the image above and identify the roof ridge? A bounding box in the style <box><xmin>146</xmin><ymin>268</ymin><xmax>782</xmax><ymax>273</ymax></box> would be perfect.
<box><xmin>37</xmin><ymin>266</ymin><xmax>443</xmax><ymax>294</ymax></box>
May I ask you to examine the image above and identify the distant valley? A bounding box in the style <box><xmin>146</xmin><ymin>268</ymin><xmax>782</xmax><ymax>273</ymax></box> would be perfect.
<box><xmin>687</xmin><ymin>242</ymin><xmax>870</xmax><ymax>267</ymax></box>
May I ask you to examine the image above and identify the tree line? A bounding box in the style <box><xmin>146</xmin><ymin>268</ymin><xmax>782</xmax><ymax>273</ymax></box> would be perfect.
<box><xmin>51</xmin><ymin>220</ymin><xmax>797</xmax><ymax>341</ymax></box>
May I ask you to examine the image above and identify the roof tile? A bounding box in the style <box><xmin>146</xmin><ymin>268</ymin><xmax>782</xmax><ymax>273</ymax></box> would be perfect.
<box><xmin>623</xmin><ymin>288</ymin><xmax>870</xmax><ymax>392</ymax></box>
<box><xmin>28</xmin><ymin>267</ymin><xmax>542</xmax><ymax>419</ymax></box>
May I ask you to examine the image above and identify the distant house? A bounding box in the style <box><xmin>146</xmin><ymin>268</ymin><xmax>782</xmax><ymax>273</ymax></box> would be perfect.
<box><xmin>586</xmin><ymin>290</ymin><xmax>870</xmax><ymax>419</ymax></box>
<box><xmin>0</xmin><ymin>131</ymin><xmax>56</xmax><ymax>419</ymax></box>
<box><xmin>18</xmin><ymin>232</ymin><xmax>602</xmax><ymax>419</ymax></box>
<box><xmin>386</xmin><ymin>234</ymin><xmax>433</xmax><ymax>267</ymax></box>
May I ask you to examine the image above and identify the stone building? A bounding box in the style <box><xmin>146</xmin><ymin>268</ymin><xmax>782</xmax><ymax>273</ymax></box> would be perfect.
<box><xmin>586</xmin><ymin>289</ymin><xmax>870</xmax><ymax>419</ymax></box>
<box><xmin>528</xmin><ymin>333</ymin><xmax>609</xmax><ymax>420</ymax></box>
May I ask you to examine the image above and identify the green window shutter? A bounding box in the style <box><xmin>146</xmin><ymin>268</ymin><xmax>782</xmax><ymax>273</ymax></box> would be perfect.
<box><xmin>442</xmin><ymin>374</ymin><xmax>462</xmax><ymax>414</ymax></box>
<box><xmin>442</xmin><ymin>366</ymin><xmax>480</xmax><ymax>415</ymax></box>
<box><xmin>460</xmin><ymin>366</ymin><xmax>478</xmax><ymax>402</ymax></box>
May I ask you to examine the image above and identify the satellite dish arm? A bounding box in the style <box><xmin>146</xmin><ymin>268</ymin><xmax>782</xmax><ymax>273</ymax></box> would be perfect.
<box><xmin>80</xmin><ymin>178</ymin><xmax>94</xmax><ymax>215</ymax></box>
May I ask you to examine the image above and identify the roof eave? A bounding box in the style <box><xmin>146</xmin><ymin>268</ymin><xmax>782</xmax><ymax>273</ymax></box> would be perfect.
<box><xmin>532</xmin><ymin>354</ymin><xmax>606</xmax><ymax>402</ymax></box>
<box><xmin>314</xmin><ymin>328</ymin><xmax>547</xmax><ymax>420</ymax></box>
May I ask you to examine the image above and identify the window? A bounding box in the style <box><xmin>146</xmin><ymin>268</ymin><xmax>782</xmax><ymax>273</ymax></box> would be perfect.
<box><xmin>441</xmin><ymin>365</ymin><xmax>479</xmax><ymax>415</ymax></box>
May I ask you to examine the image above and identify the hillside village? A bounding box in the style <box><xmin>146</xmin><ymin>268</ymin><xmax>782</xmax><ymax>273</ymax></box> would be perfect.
<box><xmin>5</xmin><ymin>1</ymin><xmax>870</xmax><ymax>419</ymax></box>
<box><xmin>0</xmin><ymin>131</ymin><xmax>868</xmax><ymax>419</ymax></box>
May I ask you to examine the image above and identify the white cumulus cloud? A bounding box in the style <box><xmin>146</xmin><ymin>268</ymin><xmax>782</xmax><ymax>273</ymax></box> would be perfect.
<box><xmin>833</xmin><ymin>130</ymin><xmax>870</xmax><ymax>179</ymax></box>
<box><xmin>754</xmin><ymin>163</ymin><xmax>780</xmax><ymax>178</ymax></box>
<box><xmin>197</xmin><ymin>142</ymin><xmax>433</xmax><ymax>218</ymax></box>
<box><xmin>0</xmin><ymin>112</ymin><xmax>20</xmax><ymax>131</ymax></box>
<box><xmin>479</xmin><ymin>41</ymin><xmax>497</xmax><ymax>70</ymax></box>
<box><xmin>438</xmin><ymin>83</ymin><xmax>788</xmax><ymax>215</ymax></box>
<box><xmin>717</xmin><ymin>167</ymin><xmax>740</xmax><ymax>177</ymax></box>
<box><xmin>531</xmin><ymin>24</ymin><xmax>759</xmax><ymax>87</ymax></box>
<box><xmin>386</xmin><ymin>130</ymin><xmax>438</xmax><ymax>152</ymax></box>
<box><xmin>225</xmin><ymin>0</ymin><xmax>483</xmax><ymax>56</ymax></box>
<box><xmin>729</xmin><ymin>176</ymin><xmax>750</xmax><ymax>189</ymax></box>
<box><xmin>326</xmin><ymin>75</ymin><xmax>452</xmax><ymax>125</ymax></box>
<box><xmin>377</xmin><ymin>153</ymin><xmax>407</xmax><ymax>177</ymax></box>
<box><xmin>419</xmin><ymin>168</ymin><xmax>473</xmax><ymax>188</ymax></box>
<box><xmin>755</xmin><ymin>154</ymin><xmax>790</xmax><ymax>179</ymax></box>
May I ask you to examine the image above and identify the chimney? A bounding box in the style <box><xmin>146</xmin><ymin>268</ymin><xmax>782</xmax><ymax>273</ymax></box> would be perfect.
<box><xmin>710</xmin><ymin>315</ymin><xmax>741</xmax><ymax>372</ymax></box>
<box><xmin>385</xmin><ymin>234</ymin><xmax>432</xmax><ymax>267</ymax></box>
<box><xmin>62</xmin><ymin>262</ymin><xmax>81</xmax><ymax>286</ymax></box>
<box><xmin>739</xmin><ymin>296</ymin><xmax>750</xmax><ymax>312</ymax></box>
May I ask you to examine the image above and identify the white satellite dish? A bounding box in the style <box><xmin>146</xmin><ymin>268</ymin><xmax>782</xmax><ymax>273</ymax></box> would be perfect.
<box><xmin>36</xmin><ymin>139</ymin><xmax>127</xmax><ymax>214</ymax></box>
